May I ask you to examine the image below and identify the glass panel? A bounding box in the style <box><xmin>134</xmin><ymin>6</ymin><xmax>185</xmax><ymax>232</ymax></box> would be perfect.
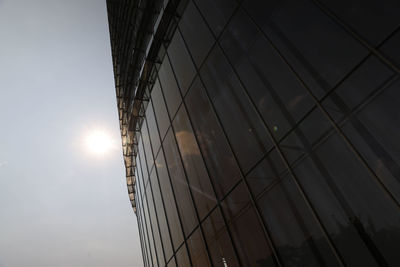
<box><xmin>167</xmin><ymin>30</ymin><xmax>196</xmax><ymax>95</ymax></box>
<box><xmin>258</xmin><ymin>175</ymin><xmax>340</xmax><ymax>266</ymax></box>
<box><xmin>143</xmin><ymin>184</ymin><xmax>158</xmax><ymax>266</ymax></box>
<box><xmin>194</xmin><ymin>0</ymin><xmax>238</xmax><ymax>36</ymax></box>
<box><xmin>156</xmin><ymin>149</ymin><xmax>184</xmax><ymax>250</ymax></box>
<box><xmin>220</xmin><ymin>8</ymin><xmax>314</xmax><ymax>140</ymax></box>
<box><xmin>179</xmin><ymin>1</ymin><xmax>215</xmax><ymax>67</ymax></box>
<box><xmin>167</xmin><ymin>257</ymin><xmax>176</xmax><ymax>267</ymax></box>
<box><xmin>141</xmin><ymin>119</ymin><xmax>154</xmax><ymax>173</ymax></box>
<box><xmin>173</xmin><ymin>105</ymin><xmax>217</xmax><ymax>219</ymax></box>
<box><xmin>185</xmin><ymin>77</ymin><xmax>242</xmax><ymax>198</ymax></box>
<box><xmin>292</xmin><ymin>131</ymin><xmax>400</xmax><ymax>266</ymax></box>
<box><xmin>202</xmin><ymin>208</ymin><xmax>240</xmax><ymax>267</ymax></box>
<box><xmin>146</xmin><ymin>100</ymin><xmax>161</xmax><ymax>158</ymax></box>
<box><xmin>243</xmin><ymin>0</ymin><xmax>368</xmax><ymax>99</ymax></box>
<box><xmin>381</xmin><ymin>31</ymin><xmax>400</xmax><ymax>67</ymax></box>
<box><xmin>176</xmin><ymin>245</ymin><xmax>190</xmax><ymax>267</ymax></box>
<box><xmin>151</xmin><ymin>78</ymin><xmax>170</xmax><ymax>140</ymax></box>
<box><xmin>158</xmin><ymin>56</ymin><xmax>182</xmax><ymax>118</ymax></box>
<box><xmin>150</xmin><ymin>164</ymin><xmax>174</xmax><ymax>261</ymax></box>
<box><xmin>200</xmin><ymin>45</ymin><xmax>272</xmax><ymax>172</ymax></box>
<box><xmin>318</xmin><ymin>0</ymin><xmax>400</xmax><ymax>45</ymax></box>
<box><xmin>246</xmin><ymin>149</ymin><xmax>286</xmax><ymax>197</ymax></box>
<box><xmin>187</xmin><ymin>228</ymin><xmax>211</xmax><ymax>267</ymax></box>
<box><xmin>222</xmin><ymin>182</ymin><xmax>275</xmax><ymax>266</ymax></box>
<box><xmin>163</xmin><ymin>128</ymin><xmax>198</xmax><ymax>236</ymax></box>
<box><xmin>146</xmin><ymin>173</ymin><xmax>165</xmax><ymax>266</ymax></box>
<box><xmin>138</xmin><ymin>139</ymin><xmax>150</xmax><ymax>189</ymax></box>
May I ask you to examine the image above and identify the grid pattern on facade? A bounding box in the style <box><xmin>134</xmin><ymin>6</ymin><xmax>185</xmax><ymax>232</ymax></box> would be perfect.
<box><xmin>108</xmin><ymin>0</ymin><xmax>400</xmax><ymax>266</ymax></box>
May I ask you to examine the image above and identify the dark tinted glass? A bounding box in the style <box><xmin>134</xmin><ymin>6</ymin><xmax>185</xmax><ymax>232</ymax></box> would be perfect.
<box><xmin>202</xmin><ymin>208</ymin><xmax>240</xmax><ymax>267</ymax></box>
<box><xmin>185</xmin><ymin>77</ymin><xmax>242</xmax><ymax>198</ymax></box>
<box><xmin>155</xmin><ymin>150</ymin><xmax>184</xmax><ymax>250</ymax></box>
<box><xmin>243</xmin><ymin>0</ymin><xmax>368</xmax><ymax>98</ymax></box>
<box><xmin>146</xmin><ymin>100</ymin><xmax>161</xmax><ymax>157</ymax></box>
<box><xmin>193</xmin><ymin>0</ymin><xmax>238</xmax><ymax>36</ymax></box>
<box><xmin>146</xmin><ymin>175</ymin><xmax>165</xmax><ymax>266</ymax></box>
<box><xmin>173</xmin><ymin>105</ymin><xmax>217</xmax><ymax>219</ymax></box>
<box><xmin>220</xmin><ymin>8</ymin><xmax>314</xmax><ymax>140</ymax></box>
<box><xmin>258</xmin><ymin>175</ymin><xmax>340</xmax><ymax>266</ymax></box>
<box><xmin>222</xmin><ymin>182</ymin><xmax>276</xmax><ymax>266</ymax></box>
<box><xmin>167</xmin><ymin>30</ymin><xmax>196</xmax><ymax>95</ymax></box>
<box><xmin>179</xmin><ymin>1</ymin><xmax>214</xmax><ymax>67</ymax></box>
<box><xmin>246</xmin><ymin>149</ymin><xmax>286</xmax><ymax>197</ymax></box>
<box><xmin>187</xmin><ymin>228</ymin><xmax>211</xmax><ymax>267</ymax></box>
<box><xmin>163</xmin><ymin>128</ymin><xmax>198</xmax><ymax>236</ymax></box>
<box><xmin>200</xmin><ymin>46</ymin><xmax>272</xmax><ymax>172</ymax></box>
<box><xmin>176</xmin><ymin>245</ymin><xmax>190</xmax><ymax>267</ymax></box>
<box><xmin>158</xmin><ymin>56</ymin><xmax>182</xmax><ymax>118</ymax></box>
<box><xmin>318</xmin><ymin>0</ymin><xmax>400</xmax><ymax>45</ymax></box>
<box><xmin>150</xmin><ymin>167</ymin><xmax>173</xmax><ymax>261</ymax></box>
<box><xmin>151</xmin><ymin>79</ymin><xmax>170</xmax><ymax>140</ymax></box>
<box><xmin>141</xmin><ymin>119</ymin><xmax>154</xmax><ymax>172</ymax></box>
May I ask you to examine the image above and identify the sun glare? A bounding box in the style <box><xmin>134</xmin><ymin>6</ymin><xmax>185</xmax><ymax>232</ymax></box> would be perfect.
<box><xmin>85</xmin><ymin>129</ymin><xmax>114</xmax><ymax>156</ymax></box>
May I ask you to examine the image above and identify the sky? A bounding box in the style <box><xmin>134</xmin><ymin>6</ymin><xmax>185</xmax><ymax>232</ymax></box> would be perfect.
<box><xmin>0</xmin><ymin>0</ymin><xmax>143</xmax><ymax>266</ymax></box>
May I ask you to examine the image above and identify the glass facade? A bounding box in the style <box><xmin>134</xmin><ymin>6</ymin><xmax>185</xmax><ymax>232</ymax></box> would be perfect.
<box><xmin>107</xmin><ymin>0</ymin><xmax>400</xmax><ymax>266</ymax></box>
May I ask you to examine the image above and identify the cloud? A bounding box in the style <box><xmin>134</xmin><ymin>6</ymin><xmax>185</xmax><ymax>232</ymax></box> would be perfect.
<box><xmin>0</xmin><ymin>161</ymin><xmax>8</xmax><ymax>167</ymax></box>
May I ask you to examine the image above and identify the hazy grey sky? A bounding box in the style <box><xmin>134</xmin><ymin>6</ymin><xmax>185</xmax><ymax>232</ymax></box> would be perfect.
<box><xmin>0</xmin><ymin>0</ymin><xmax>143</xmax><ymax>266</ymax></box>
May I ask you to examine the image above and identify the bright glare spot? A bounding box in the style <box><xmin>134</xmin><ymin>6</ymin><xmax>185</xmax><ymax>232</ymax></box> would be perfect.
<box><xmin>85</xmin><ymin>129</ymin><xmax>114</xmax><ymax>156</ymax></box>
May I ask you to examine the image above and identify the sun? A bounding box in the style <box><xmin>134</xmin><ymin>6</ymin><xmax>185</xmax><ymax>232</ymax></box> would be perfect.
<box><xmin>85</xmin><ymin>129</ymin><xmax>114</xmax><ymax>156</ymax></box>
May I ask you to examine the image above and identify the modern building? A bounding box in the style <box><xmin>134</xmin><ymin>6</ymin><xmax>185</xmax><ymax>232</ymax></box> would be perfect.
<box><xmin>106</xmin><ymin>0</ymin><xmax>400</xmax><ymax>266</ymax></box>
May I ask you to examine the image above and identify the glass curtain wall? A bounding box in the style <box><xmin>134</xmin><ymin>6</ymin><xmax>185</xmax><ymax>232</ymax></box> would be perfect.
<box><xmin>113</xmin><ymin>0</ymin><xmax>400</xmax><ymax>266</ymax></box>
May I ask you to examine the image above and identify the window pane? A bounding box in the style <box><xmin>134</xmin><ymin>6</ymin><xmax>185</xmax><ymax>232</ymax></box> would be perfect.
<box><xmin>187</xmin><ymin>228</ymin><xmax>211</xmax><ymax>267</ymax></box>
<box><xmin>163</xmin><ymin>128</ymin><xmax>198</xmax><ymax>236</ymax></box>
<box><xmin>146</xmin><ymin>173</ymin><xmax>165</xmax><ymax>266</ymax></box>
<box><xmin>220</xmin><ymin>9</ymin><xmax>314</xmax><ymax>140</ymax></box>
<box><xmin>185</xmin><ymin>77</ymin><xmax>242</xmax><ymax>198</ymax></box>
<box><xmin>222</xmin><ymin>182</ymin><xmax>276</xmax><ymax>266</ymax></box>
<box><xmin>176</xmin><ymin>245</ymin><xmax>190</xmax><ymax>267</ymax></box>
<box><xmin>200</xmin><ymin>46</ymin><xmax>272</xmax><ymax>172</ymax></box>
<box><xmin>246</xmin><ymin>149</ymin><xmax>287</xmax><ymax>197</ymax></box>
<box><xmin>292</xmin><ymin>131</ymin><xmax>400</xmax><ymax>266</ymax></box>
<box><xmin>146</xmin><ymin>100</ymin><xmax>161</xmax><ymax>157</ymax></box>
<box><xmin>194</xmin><ymin>0</ymin><xmax>238</xmax><ymax>36</ymax></box>
<box><xmin>243</xmin><ymin>0</ymin><xmax>368</xmax><ymax>99</ymax></box>
<box><xmin>141</xmin><ymin>119</ymin><xmax>154</xmax><ymax>173</ymax></box>
<box><xmin>151</xmin><ymin>79</ymin><xmax>170</xmax><ymax>140</ymax></box>
<box><xmin>167</xmin><ymin>30</ymin><xmax>196</xmax><ymax>95</ymax></box>
<box><xmin>167</xmin><ymin>257</ymin><xmax>176</xmax><ymax>267</ymax></box>
<box><xmin>150</xmin><ymin>167</ymin><xmax>173</xmax><ymax>261</ymax></box>
<box><xmin>202</xmin><ymin>208</ymin><xmax>240</xmax><ymax>267</ymax></box>
<box><xmin>179</xmin><ymin>1</ymin><xmax>214</xmax><ymax>67</ymax></box>
<box><xmin>173</xmin><ymin>105</ymin><xmax>217</xmax><ymax>219</ymax></box>
<box><xmin>156</xmin><ymin>150</ymin><xmax>184</xmax><ymax>250</ymax></box>
<box><xmin>318</xmin><ymin>0</ymin><xmax>400</xmax><ymax>45</ymax></box>
<box><xmin>158</xmin><ymin>56</ymin><xmax>182</xmax><ymax>118</ymax></box>
<box><xmin>258</xmin><ymin>175</ymin><xmax>340</xmax><ymax>266</ymax></box>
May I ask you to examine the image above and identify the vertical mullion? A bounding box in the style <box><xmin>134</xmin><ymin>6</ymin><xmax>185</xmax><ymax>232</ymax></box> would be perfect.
<box><xmin>176</xmin><ymin>2</ymin><xmax>284</xmax><ymax>264</ymax></box>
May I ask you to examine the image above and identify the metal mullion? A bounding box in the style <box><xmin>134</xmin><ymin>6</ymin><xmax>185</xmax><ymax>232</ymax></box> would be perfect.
<box><xmin>177</xmin><ymin>2</ymin><xmax>284</xmax><ymax>266</ymax></box>
<box><xmin>312</xmin><ymin>0</ymin><xmax>400</xmax><ymax>75</ymax></box>
<box><xmin>137</xmin><ymin>159</ymin><xmax>156</xmax><ymax>267</ymax></box>
<box><xmin>137</xmin><ymin>169</ymin><xmax>151</xmax><ymax>267</ymax></box>
<box><xmin>137</xmin><ymin>204</ymin><xmax>151</xmax><ymax>267</ymax></box>
<box><xmin>164</xmin><ymin>46</ymin><xmax>235</xmax><ymax>266</ymax></box>
<box><xmin>241</xmin><ymin>5</ymin><xmax>400</xmax><ymax>212</ymax></box>
<box><xmin>189</xmin><ymin>5</ymin><xmax>348</xmax><ymax>264</ymax></box>
<box><xmin>143</xmin><ymin>113</ymin><xmax>169</xmax><ymax>266</ymax></box>
<box><xmin>156</xmin><ymin>62</ymin><xmax>194</xmax><ymax>267</ymax></box>
<box><xmin>139</xmin><ymin>136</ymin><xmax>161</xmax><ymax>267</ymax></box>
<box><xmin>148</xmin><ymin>86</ymin><xmax>183</xmax><ymax>267</ymax></box>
